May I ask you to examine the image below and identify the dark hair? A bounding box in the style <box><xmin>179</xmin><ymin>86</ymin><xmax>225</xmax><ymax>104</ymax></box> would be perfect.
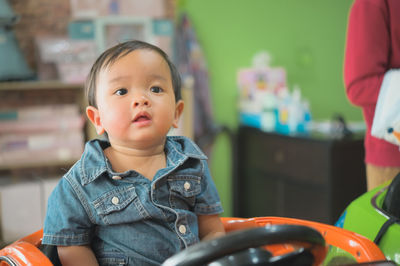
<box><xmin>85</xmin><ymin>40</ymin><xmax>182</xmax><ymax>107</ymax></box>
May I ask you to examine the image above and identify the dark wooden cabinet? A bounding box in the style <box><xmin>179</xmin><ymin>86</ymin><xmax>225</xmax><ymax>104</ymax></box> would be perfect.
<box><xmin>235</xmin><ymin>126</ymin><xmax>366</xmax><ymax>224</ymax></box>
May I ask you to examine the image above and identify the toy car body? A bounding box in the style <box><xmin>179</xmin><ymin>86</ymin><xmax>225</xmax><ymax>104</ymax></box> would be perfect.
<box><xmin>334</xmin><ymin>175</ymin><xmax>400</xmax><ymax>265</ymax></box>
<box><xmin>2</xmin><ymin>175</ymin><xmax>400</xmax><ymax>265</ymax></box>
<box><xmin>0</xmin><ymin>216</ymin><xmax>389</xmax><ymax>265</ymax></box>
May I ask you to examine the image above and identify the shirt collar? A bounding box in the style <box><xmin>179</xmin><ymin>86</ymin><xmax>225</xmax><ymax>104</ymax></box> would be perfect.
<box><xmin>79</xmin><ymin>137</ymin><xmax>207</xmax><ymax>185</ymax></box>
<box><xmin>80</xmin><ymin>139</ymin><xmax>110</xmax><ymax>185</ymax></box>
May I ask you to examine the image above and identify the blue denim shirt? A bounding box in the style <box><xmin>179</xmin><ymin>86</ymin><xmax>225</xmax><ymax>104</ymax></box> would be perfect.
<box><xmin>42</xmin><ymin>136</ymin><xmax>223</xmax><ymax>265</ymax></box>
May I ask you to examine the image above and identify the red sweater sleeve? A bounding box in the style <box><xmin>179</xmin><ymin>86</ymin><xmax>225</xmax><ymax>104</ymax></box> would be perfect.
<box><xmin>344</xmin><ymin>0</ymin><xmax>390</xmax><ymax>107</ymax></box>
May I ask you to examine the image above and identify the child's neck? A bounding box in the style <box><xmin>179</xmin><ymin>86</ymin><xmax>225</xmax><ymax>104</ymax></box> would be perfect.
<box><xmin>104</xmin><ymin>143</ymin><xmax>166</xmax><ymax>181</ymax></box>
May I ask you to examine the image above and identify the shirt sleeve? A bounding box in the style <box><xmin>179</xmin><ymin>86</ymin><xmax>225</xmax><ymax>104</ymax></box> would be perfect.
<box><xmin>194</xmin><ymin>160</ymin><xmax>224</xmax><ymax>215</ymax></box>
<box><xmin>42</xmin><ymin>177</ymin><xmax>94</xmax><ymax>246</ymax></box>
<box><xmin>344</xmin><ymin>0</ymin><xmax>390</xmax><ymax>107</ymax></box>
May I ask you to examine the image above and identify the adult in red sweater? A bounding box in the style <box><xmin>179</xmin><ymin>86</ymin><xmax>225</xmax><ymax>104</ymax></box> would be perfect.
<box><xmin>344</xmin><ymin>0</ymin><xmax>400</xmax><ymax>190</ymax></box>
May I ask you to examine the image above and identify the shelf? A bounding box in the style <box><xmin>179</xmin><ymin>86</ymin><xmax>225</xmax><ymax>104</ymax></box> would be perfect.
<box><xmin>0</xmin><ymin>80</ymin><xmax>86</xmax><ymax>173</ymax></box>
<box><xmin>235</xmin><ymin>126</ymin><xmax>366</xmax><ymax>224</ymax></box>
<box><xmin>0</xmin><ymin>81</ymin><xmax>83</xmax><ymax>91</ymax></box>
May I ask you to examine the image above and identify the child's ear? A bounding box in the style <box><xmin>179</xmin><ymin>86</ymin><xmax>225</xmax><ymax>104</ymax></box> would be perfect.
<box><xmin>172</xmin><ymin>100</ymin><xmax>184</xmax><ymax>128</ymax></box>
<box><xmin>86</xmin><ymin>106</ymin><xmax>105</xmax><ymax>135</ymax></box>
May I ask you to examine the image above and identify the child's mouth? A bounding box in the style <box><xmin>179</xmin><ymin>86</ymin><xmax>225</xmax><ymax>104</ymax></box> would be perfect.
<box><xmin>134</xmin><ymin>116</ymin><xmax>150</xmax><ymax>122</ymax></box>
<box><xmin>133</xmin><ymin>112</ymin><xmax>152</xmax><ymax>125</ymax></box>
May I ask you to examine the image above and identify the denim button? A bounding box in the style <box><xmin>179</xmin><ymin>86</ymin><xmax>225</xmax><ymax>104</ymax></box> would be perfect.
<box><xmin>183</xmin><ymin>182</ymin><xmax>191</xmax><ymax>191</ymax></box>
<box><xmin>112</xmin><ymin>175</ymin><xmax>122</xmax><ymax>180</ymax></box>
<box><xmin>111</xmin><ymin>196</ymin><xmax>119</xmax><ymax>205</ymax></box>
<box><xmin>178</xmin><ymin>225</ymin><xmax>187</xmax><ymax>234</ymax></box>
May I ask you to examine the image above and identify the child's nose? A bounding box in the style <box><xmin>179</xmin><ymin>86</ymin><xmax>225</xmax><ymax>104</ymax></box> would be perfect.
<box><xmin>133</xmin><ymin>95</ymin><xmax>150</xmax><ymax>107</ymax></box>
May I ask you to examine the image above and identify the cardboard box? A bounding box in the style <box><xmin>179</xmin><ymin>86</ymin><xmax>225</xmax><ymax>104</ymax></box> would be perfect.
<box><xmin>0</xmin><ymin>178</ymin><xmax>42</xmax><ymax>244</ymax></box>
<box><xmin>0</xmin><ymin>177</ymin><xmax>60</xmax><ymax>244</ymax></box>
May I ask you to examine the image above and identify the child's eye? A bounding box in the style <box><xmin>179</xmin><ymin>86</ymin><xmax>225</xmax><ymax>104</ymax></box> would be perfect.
<box><xmin>115</xmin><ymin>88</ymin><xmax>128</xmax><ymax>95</ymax></box>
<box><xmin>150</xmin><ymin>86</ymin><xmax>163</xmax><ymax>93</ymax></box>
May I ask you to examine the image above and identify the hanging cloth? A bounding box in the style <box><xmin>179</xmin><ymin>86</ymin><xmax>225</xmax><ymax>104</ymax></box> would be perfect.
<box><xmin>175</xmin><ymin>13</ymin><xmax>220</xmax><ymax>154</ymax></box>
<box><xmin>0</xmin><ymin>0</ymin><xmax>18</xmax><ymax>26</ymax></box>
<box><xmin>0</xmin><ymin>0</ymin><xmax>34</xmax><ymax>81</ymax></box>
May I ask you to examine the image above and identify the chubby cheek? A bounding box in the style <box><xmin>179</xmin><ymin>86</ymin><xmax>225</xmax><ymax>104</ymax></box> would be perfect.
<box><xmin>156</xmin><ymin>109</ymin><xmax>176</xmax><ymax>133</ymax></box>
<box><xmin>99</xmin><ymin>105</ymin><xmax>131</xmax><ymax>136</ymax></box>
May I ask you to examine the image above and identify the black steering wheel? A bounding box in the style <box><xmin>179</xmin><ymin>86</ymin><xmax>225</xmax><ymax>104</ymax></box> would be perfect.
<box><xmin>162</xmin><ymin>224</ymin><xmax>326</xmax><ymax>266</ymax></box>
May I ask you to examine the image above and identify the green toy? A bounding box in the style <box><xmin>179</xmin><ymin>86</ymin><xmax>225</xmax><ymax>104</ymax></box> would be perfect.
<box><xmin>329</xmin><ymin>175</ymin><xmax>400</xmax><ymax>265</ymax></box>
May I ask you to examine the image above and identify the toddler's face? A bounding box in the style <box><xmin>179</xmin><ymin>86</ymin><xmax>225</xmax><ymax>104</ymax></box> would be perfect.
<box><xmin>88</xmin><ymin>49</ymin><xmax>183</xmax><ymax>148</ymax></box>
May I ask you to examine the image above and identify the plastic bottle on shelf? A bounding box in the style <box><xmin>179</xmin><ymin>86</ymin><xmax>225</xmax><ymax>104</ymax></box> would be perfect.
<box><xmin>261</xmin><ymin>92</ymin><xmax>278</xmax><ymax>132</ymax></box>
<box><xmin>288</xmin><ymin>85</ymin><xmax>303</xmax><ymax>134</ymax></box>
<box><xmin>301</xmin><ymin>99</ymin><xmax>312</xmax><ymax>133</ymax></box>
<box><xmin>276</xmin><ymin>88</ymin><xmax>291</xmax><ymax>134</ymax></box>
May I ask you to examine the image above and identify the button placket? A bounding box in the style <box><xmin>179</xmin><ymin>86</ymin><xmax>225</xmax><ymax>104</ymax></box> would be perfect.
<box><xmin>178</xmin><ymin>224</ymin><xmax>187</xmax><ymax>234</ymax></box>
<box><xmin>112</xmin><ymin>175</ymin><xmax>122</xmax><ymax>180</ymax></box>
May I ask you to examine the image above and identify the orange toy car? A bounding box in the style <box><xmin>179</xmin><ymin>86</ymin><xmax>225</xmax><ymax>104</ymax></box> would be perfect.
<box><xmin>0</xmin><ymin>216</ymin><xmax>390</xmax><ymax>266</ymax></box>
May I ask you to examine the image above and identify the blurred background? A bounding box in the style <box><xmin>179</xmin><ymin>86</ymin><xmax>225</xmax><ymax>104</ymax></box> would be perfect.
<box><xmin>0</xmin><ymin>0</ymin><xmax>366</xmax><ymax>246</ymax></box>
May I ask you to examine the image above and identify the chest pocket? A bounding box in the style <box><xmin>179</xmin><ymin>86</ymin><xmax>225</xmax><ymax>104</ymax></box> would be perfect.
<box><xmin>96</xmin><ymin>252</ymin><xmax>127</xmax><ymax>266</ymax></box>
<box><xmin>168</xmin><ymin>176</ymin><xmax>201</xmax><ymax>210</ymax></box>
<box><xmin>93</xmin><ymin>185</ymin><xmax>150</xmax><ymax>225</ymax></box>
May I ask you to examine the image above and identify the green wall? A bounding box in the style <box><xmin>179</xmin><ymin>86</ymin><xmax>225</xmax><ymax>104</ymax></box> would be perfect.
<box><xmin>178</xmin><ymin>0</ymin><xmax>362</xmax><ymax>217</ymax></box>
